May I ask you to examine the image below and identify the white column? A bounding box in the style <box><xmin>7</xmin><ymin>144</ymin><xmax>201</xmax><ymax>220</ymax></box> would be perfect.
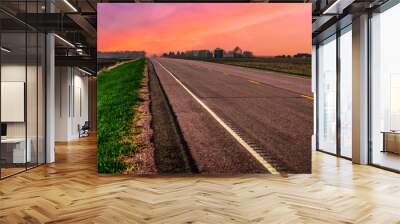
<box><xmin>352</xmin><ymin>14</ymin><xmax>369</xmax><ymax>164</ymax></box>
<box><xmin>46</xmin><ymin>32</ymin><xmax>55</xmax><ymax>163</ymax></box>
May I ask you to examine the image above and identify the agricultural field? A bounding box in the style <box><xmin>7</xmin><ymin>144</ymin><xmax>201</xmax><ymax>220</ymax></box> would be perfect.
<box><xmin>201</xmin><ymin>57</ymin><xmax>311</xmax><ymax>77</ymax></box>
<box><xmin>97</xmin><ymin>59</ymin><xmax>145</xmax><ymax>173</ymax></box>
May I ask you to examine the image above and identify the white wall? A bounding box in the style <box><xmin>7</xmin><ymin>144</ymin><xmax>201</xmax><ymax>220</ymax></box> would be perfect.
<box><xmin>1</xmin><ymin>64</ymin><xmax>26</xmax><ymax>81</ymax></box>
<box><xmin>1</xmin><ymin>65</ymin><xmax>26</xmax><ymax>141</ymax></box>
<box><xmin>72</xmin><ymin>72</ymin><xmax>89</xmax><ymax>138</ymax></box>
<box><xmin>1</xmin><ymin>64</ymin><xmax>38</xmax><ymax>137</ymax></box>
<box><xmin>55</xmin><ymin>66</ymin><xmax>70</xmax><ymax>141</ymax></box>
<box><xmin>1</xmin><ymin>63</ymin><xmax>46</xmax><ymax>164</ymax></box>
<box><xmin>55</xmin><ymin>66</ymin><xmax>89</xmax><ymax>141</ymax></box>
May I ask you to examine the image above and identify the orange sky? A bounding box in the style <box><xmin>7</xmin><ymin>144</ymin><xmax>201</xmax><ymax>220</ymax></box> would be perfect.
<box><xmin>98</xmin><ymin>3</ymin><xmax>311</xmax><ymax>56</ymax></box>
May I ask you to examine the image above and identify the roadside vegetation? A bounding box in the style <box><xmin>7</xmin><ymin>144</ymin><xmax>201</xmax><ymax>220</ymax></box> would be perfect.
<box><xmin>97</xmin><ymin>59</ymin><xmax>145</xmax><ymax>173</ymax></box>
<box><xmin>198</xmin><ymin>57</ymin><xmax>311</xmax><ymax>77</ymax></box>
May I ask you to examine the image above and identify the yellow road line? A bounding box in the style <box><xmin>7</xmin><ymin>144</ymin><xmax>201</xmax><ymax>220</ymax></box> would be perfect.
<box><xmin>246</xmin><ymin>79</ymin><xmax>313</xmax><ymax>102</ymax></box>
<box><xmin>248</xmin><ymin>80</ymin><xmax>262</xmax><ymax>85</ymax></box>
<box><xmin>249</xmin><ymin>79</ymin><xmax>314</xmax><ymax>101</ymax></box>
<box><xmin>155</xmin><ymin>60</ymin><xmax>280</xmax><ymax>175</ymax></box>
<box><xmin>300</xmin><ymin>95</ymin><xmax>314</xmax><ymax>100</ymax></box>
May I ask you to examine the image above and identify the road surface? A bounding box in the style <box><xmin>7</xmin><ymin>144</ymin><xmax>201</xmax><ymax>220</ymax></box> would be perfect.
<box><xmin>151</xmin><ymin>57</ymin><xmax>313</xmax><ymax>173</ymax></box>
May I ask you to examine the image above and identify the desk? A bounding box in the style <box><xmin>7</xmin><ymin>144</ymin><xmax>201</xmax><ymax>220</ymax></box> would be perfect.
<box><xmin>382</xmin><ymin>131</ymin><xmax>400</xmax><ymax>154</ymax></box>
<box><xmin>1</xmin><ymin>138</ymin><xmax>32</xmax><ymax>163</ymax></box>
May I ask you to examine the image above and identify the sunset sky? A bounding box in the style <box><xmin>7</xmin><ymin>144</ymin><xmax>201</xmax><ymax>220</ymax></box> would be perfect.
<box><xmin>98</xmin><ymin>4</ymin><xmax>311</xmax><ymax>56</ymax></box>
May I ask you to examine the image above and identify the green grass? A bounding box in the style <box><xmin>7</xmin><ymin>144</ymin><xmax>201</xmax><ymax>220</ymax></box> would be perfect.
<box><xmin>97</xmin><ymin>59</ymin><xmax>145</xmax><ymax>173</ymax></box>
<box><xmin>198</xmin><ymin>57</ymin><xmax>311</xmax><ymax>77</ymax></box>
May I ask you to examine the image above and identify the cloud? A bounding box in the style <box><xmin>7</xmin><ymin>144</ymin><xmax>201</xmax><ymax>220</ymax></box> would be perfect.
<box><xmin>98</xmin><ymin>3</ymin><xmax>311</xmax><ymax>56</ymax></box>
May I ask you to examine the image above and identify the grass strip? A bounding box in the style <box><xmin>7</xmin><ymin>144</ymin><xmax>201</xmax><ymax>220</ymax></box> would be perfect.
<box><xmin>97</xmin><ymin>59</ymin><xmax>145</xmax><ymax>173</ymax></box>
<box><xmin>177</xmin><ymin>57</ymin><xmax>311</xmax><ymax>77</ymax></box>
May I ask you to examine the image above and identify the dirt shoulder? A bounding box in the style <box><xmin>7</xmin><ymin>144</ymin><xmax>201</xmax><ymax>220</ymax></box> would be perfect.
<box><xmin>124</xmin><ymin>62</ymin><xmax>157</xmax><ymax>175</ymax></box>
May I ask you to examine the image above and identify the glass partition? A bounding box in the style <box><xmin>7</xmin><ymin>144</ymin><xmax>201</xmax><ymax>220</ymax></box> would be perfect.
<box><xmin>370</xmin><ymin>3</ymin><xmax>400</xmax><ymax>171</ymax></box>
<box><xmin>1</xmin><ymin>31</ymin><xmax>28</xmax><ymax>177</ymax></box>
<box><xmin>317</xmin><ymin>35</ymin><xmax>337</xmax><ymax>154</ymax></box>
<box><xmin>339</xmin><ymin>26</ymin><xmax>352</xmax><ymax>158</ymax></box>
<box><xmin>0</xmin><ymin>1</ymin><xmax>46</xmax><ymax>179</ymax></box>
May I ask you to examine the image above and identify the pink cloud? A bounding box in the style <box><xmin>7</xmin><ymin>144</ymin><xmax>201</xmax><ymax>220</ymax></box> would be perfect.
<box><xmin>98</xmin><ymin>3</ymin><xmax>311</xmax><ymax>56</ymax></box>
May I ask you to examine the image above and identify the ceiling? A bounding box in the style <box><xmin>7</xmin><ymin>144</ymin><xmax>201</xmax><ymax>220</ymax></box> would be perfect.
<box><xmin>0</xmin><ymin>0</ymin><xmax>99</xmax><ymax>73</ymax></box>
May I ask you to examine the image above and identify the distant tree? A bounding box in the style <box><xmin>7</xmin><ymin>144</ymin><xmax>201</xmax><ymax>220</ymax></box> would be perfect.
<box><xmin>168</xmin><ymin>51</ymin><xmax>176</xmax><ymax>57</ymax></box>
<box><xmin>294</xmin><ymin>53</ymin><xmax>311</xmax><ymax>58</ymax></box>
<box><xmin>243</xmin><ymin>51</ymin><xmax>253</xmax><ymax>58</ymax></box>
<box><xmin>233</xmin><ymin>46</ymin><xmax>243</xmax><ymax>58</ymax></box>
<box><xmin>214</xmin><ymin>48</ymin><xmax>224</xmax><ymax>58</ymax></box>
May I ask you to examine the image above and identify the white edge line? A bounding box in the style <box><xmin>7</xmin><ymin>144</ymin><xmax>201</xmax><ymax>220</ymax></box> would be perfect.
<box><xmin>154</xmin><ymin>59</ymin><xmax>280</xmax><ymax>175</ymax></box>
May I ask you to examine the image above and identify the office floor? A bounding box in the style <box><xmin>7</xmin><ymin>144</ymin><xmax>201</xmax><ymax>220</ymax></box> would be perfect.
<box><xmin>0</xmin><ymin>167</ymin><xmax>25</xmax><ymax>178</ymax></box>
<box><xmin>1</xmin><ymin>163</ymin><xmax>44</xmax><ymax>179</ymax></box>
<box><xmin>372</xmin><ymin>150</ymin><xmax>400</xmax><ymax>171</ymax></box>
<box><xmin>0</xmin><ymin>135</ymin><xmax>400</xmax><ymax>223</ymax></box>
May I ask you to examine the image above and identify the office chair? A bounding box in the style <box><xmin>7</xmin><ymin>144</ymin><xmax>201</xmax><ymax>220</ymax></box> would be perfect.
<box><xmin>79</xmin><ymin>121</ymin><xmax>90</xmax><ymax>138</ymax></box>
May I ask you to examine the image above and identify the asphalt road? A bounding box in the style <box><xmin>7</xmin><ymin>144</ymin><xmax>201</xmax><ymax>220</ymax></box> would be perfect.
<box><xmin>151</xmin><ymin>57</ymin><xmax>313</xmax><ymax>173</ymax></box>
